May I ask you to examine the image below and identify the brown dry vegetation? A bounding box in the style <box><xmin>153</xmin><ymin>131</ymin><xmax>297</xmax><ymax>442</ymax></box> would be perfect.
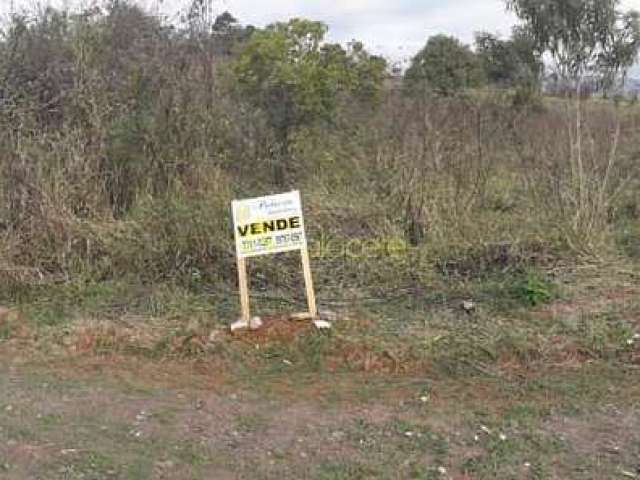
<box><xmin>0</xmin><ymin>2</ymin><xmax>639</xmax><ymax>479</ymax></box>
<box><xmin>0</xmin><ymin>3</ymin><xmax>638</xmax><ymax>302</ymax></box>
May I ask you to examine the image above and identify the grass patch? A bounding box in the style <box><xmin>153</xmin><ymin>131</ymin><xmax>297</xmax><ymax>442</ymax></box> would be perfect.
<box><xmin>511</xmin><ymin>270</ymin><xmax>557</xmax><ymax>307</ymax></box>
<box><xmin>314</xmin><ymin>461</ymin><xmax>377</xmax><ymax>480</ymax></box>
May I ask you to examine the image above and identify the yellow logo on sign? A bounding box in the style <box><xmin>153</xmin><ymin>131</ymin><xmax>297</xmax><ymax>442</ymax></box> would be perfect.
<box><xmin>237</xmin><ymin>205</ymin><xmax>251</xmax><ymax>223</ymax></box>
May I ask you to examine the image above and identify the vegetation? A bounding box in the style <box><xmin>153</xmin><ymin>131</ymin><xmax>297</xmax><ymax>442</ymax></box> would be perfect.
<box><xmin>506</xmin><ymin>0</ymin><xmax>640</xmax><ymax>93</ymax></box>
<box><xmin>0</xmin><ymin>0</ymin><xmax>638</xmax><ymax>305</ymax></box>
<box><xmin>475</xmin><ymin>28</ymin><xmax>542</xmax><ymax>90</ymax></box>
<box><xmin>230</xmin><ymin>18</ymin><xmax>387</xmax><ymax>185</ymax></box>
<box><xmin>0</xmin><ymin>0</ymin><xmax>639</xmax><ymax>478</ymax></box>
<box><xmin>404</xmin><ymin>34</ymin><xmax>485</xmax><ymax>95</ymax></box>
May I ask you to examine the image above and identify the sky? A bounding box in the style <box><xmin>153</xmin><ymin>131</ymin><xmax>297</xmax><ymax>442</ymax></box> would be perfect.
<box><xmin>2</xmin><ymin>0</ymin><xmax>640</xmax><ymax>69</ymax></box>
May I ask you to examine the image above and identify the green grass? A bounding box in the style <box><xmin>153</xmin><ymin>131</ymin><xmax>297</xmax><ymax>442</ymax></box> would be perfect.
<box><xmin>618</xmin><ymin>219</ymin><xmax>640</xmax><ymax>259</ymax></box>
<box><xmin>4</xmin><ymin>260</ymin><xmax>637</xmax><ymax>387</ymax></box>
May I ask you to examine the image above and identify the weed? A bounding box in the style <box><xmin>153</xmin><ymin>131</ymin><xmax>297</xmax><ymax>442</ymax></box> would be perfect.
<box><xmin>617</xmin><ymin>220</ymin><xmax>640</xmax><ymax>259</ymax></box>
<box><xmin>511</xmin><ymin>270</ymin><xmax>557</xmax><ymax>307</ymax></box>
<box><xmin>38</xmin><ymin>413</ymin><xmax>65</xmax><ymax>429</ymax></box>
<box><xmin>0</xmin><ymin>322</ymin><xmax>10</xmax><ymax>341</ymax></box>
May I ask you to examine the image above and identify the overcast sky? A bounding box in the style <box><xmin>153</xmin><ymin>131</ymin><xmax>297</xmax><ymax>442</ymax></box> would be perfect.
<box><xmin>2</xmin><ymin>0</ymin><xmax>640</xmax><ymax>68</ymax></box>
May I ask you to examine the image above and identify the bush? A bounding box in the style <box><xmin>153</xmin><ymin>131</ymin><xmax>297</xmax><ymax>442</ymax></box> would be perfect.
<box><xmin>0</xmin><ymin>1</ymin><xmax>638</xmax><ymax>307</ymax></box>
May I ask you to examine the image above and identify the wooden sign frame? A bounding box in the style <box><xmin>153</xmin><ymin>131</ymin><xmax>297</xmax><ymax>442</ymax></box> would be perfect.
<box><xmin>236</xmin><ymin>247</ymin><xmax>317</xmax><ymax>322</ymax></box>
<box><xmin>232</xmin><ymin>191</ymin><xmax>317</xmax><ymax>323</ymax></box>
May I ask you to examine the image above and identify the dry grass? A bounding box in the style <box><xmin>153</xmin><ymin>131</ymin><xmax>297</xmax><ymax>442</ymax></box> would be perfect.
<box><xmin>1</xmin><ymin>5</ymin><xmax>639</xmax><ymax>305</ymax></box>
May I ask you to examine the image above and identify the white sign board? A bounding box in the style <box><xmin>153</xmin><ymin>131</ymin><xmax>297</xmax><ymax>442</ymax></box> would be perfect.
<box><xmin>232</xmin><ymin>191</ymin><xmax>307</xmax><ymax>259</ymax></box>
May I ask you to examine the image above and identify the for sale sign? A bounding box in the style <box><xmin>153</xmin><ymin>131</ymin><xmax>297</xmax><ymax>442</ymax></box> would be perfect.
<box><xmin>232</xmin><ymin>191</ymin><xmax>307</xmax><ymax>258</ymax></box>
<box><xmin>230</xmin><ymin>190</ymin><xmax>317</xmax><ymax>324</ymax></box>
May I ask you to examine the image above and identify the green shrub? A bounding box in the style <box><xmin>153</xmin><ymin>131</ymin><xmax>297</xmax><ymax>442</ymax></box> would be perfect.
<box><xmin>512</xmin><ymin>270</ymin><xmax>556</xmax><ymax>307</ymax></box>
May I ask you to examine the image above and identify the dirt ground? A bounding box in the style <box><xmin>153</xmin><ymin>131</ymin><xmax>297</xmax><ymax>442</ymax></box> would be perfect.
<box><xmin>1</xmin><ymin>271</ymin><xmax>639</xmax><ymax>479</ymax></box>
<box><xmin>1</xmin><ymin>348</ymin><xmax>639</xmax><ymax>480</ymax></box>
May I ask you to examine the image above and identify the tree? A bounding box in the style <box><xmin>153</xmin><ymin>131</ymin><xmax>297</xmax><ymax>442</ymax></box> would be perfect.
<box><xmin>212</xmin><ymin>11</ymin><xmax>237</xmax><ymax>32</ymax></box>
<box><xmin>505</xmin><ymin>0</ymin><xmax>640</xmax><ymax>94</ymax></box>
<box><xmin>599</xmin><ymin>10</ymin><xmax>640</xmax><ymax>92</ymax></box>
<box><xmin>506</xmin><ymin>0</ymin><xmax>640</xmax><ymax>242</ymax></box>
<box><xmin>210</xmin><ymin>11</ymin><xmax>253</xmax><ymax>56</ymax></box>
<box><xmin>230</xmin><ymin>18</ymin><xmax>387</xmax><ymax>185</ymax></box>
<box><xmin>404</xmin><ymin>35</ymin><xmax>485</xmax><ymax>96</ymax></box>
<box><xmin>475</xmin><ymin>28</ymin><xmax>543</xmax><ymax>89</ymax></box>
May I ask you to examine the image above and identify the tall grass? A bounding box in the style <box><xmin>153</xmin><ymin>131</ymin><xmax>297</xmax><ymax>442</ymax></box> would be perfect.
<box><xmin>0</xmin><ymin>2</ymin><xmax>638</xmax><ymax>305</ymax></box>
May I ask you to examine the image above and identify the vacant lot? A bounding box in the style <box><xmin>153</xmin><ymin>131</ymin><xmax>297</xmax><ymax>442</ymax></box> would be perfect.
<box><xmin>1</xmin><ymin>3</ymin><xmax>640</xmax><ymax>479</ymax></box>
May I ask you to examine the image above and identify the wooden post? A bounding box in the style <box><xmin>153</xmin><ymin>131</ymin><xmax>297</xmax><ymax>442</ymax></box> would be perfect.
<box><xmin>300</xmin><ymin>246</ymin><xmax>317</xmax><ymax>318</ymax></box>
<box><xmin>237</xmin><ymin>256</ymin><xmax>250</xmax><ymax>322</ymax></box>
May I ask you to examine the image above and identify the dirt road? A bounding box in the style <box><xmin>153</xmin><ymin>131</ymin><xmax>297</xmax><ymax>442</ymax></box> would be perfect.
<box><xmin>1</xmin><ymin>351</ymin><xmax>639</xmax><ymax>479</ymax></box>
